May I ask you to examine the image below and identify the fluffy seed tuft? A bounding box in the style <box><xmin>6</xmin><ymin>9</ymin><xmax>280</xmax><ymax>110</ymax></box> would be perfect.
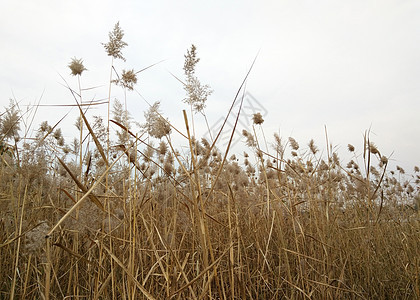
<box><xmin>68</xmin><ymin>57</ymin><xmax>87</xmax><ymax>76</ymax></box>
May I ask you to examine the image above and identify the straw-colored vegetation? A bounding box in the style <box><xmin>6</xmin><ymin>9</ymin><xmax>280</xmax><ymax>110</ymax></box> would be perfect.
<box><xmin>1</xmin><ymin>23</ymin><xmax>419</xmax><ymax>299</ymax></box>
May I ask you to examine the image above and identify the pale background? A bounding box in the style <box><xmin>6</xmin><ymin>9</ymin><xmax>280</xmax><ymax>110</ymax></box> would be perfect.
<box><xmin>1</xmin><ymin>0</ymin><xmax>419</xmax><ymax>172</ymax></box>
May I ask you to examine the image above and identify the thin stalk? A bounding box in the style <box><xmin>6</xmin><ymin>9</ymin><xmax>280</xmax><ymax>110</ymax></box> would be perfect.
<box><xmin>10</xmin><ymin>184</ymin><xmax>27</xmax><ymax>300</ymax></box>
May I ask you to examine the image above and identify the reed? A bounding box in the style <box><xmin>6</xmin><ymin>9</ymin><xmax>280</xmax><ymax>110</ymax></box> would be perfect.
<box><xmin>0</xmin><ymin>23</ymin><xmax>419</xmax><ymax>299</ymax></box>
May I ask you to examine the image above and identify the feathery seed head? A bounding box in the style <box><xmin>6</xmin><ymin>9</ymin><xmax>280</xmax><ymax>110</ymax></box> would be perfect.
<box><xmin>40</xmin><ymin>121</ymin><xmax>51</xmax><ymax>132</ymax></box>
<box><xmin>165</xmin><ymin>152</ymin><xmax>174</xmax><ymax>165</ymax></box>
<box><xmin>183</xmin><ymin>76</ymin><xmax>212</xmax><ymax>113</ymax></box>
<box><xmin>25</xmin><ymin>222</ymin><xmax>50</xmax><ymax>253</ymax></box>
<box><xmin>370</xmin><ymin>166</ymin><xmax>380</xmax><ymax>177</ymax></box>
<box><xmin>288</xmin><ymin>137</ymin><xmax>299</xmax><ymax>150</ymax></box>
<box><xmin>113</xmin><ymin>69</ymin><xmax>137</xmax><ymax>90</ymax></box>
<box><xmin>242</xmin><ymin>129</ymin><xmax>249</xmax><ymax>137</ymax></box>
<box><xmin>369</xmin><ymin>143</ymin><xmax>380</xmax><ymax>155</ymax></box>
<box><xmin>273</xmin><ymin>133</ymin><xmax>284</xmax><ymax>156</ymax></box>
<box><xmin>319</xmin><ymin>160</ymin><xmax>329</xmax><ymax>171</ymax></box>
<box><xmin>102</xmin><ymin>22</ymin><xmax>128</xmax><ymax>61</ymax></box>
<box><xmin>201</xmin><ymin>138</ymin><xmax>210</xmax><ymax>149</ymax></box>
<box><xmin>1</xmin><ymin>99</ymin><xmax>21</xmax><ymax>141</ymax></box>
<box><xmin>68</xmin><ymin>57</ymin><xmax>87</xmax><ymax>76</ymax></box>
<box><xmin>164</xmin><ymin>162</ymin><xmax>173</xmax><ymax>176</ymax></box>
<box><xmin>159</xmin><ymin>141</ymin><xmax>167</xmax><ymax>156</ymax></box>
<box><xmin>183</xmin><ymin>44</ymin><xmax>200</xmax><ymax>76</ymax></box>
<box><xmin>252</xmin><ymin>112</ymin><xmax>264</xmax><ymax>125</ymax></box>
<box><xmin>182</xmin><ymin>45</ymin><xmax>212</xmax><ymax>113</ymax></box>
<box><xmin>144</xmin><ymin>144</ymin><xmax>155</xmax><ymax>162</ymax></box>
<box><xmin>57</xmin><ymin>136</ymin><xmax>65</xmax><ymax>146</ymax></box>
<box><xmin>53</xmin><ymin>128</ymin><xmax>62</xmax><ymax>140</ymax></box>
<box><xmin>242</xmin><ymin>130</ymin><xmax>255</xmax><ymax>147</ymax></box>
<box><xmin>407</xmin><ymin>184</ymin><xmax>414</xmax><ymax>194</ymax></box>
<box><xmin>142</xmin><ymin>102</ymin><xmax>171</xmax><ymax>139</ymax></box>
<box><xmin>308</xmin><ymin>139</ymin><xmax>318</xmax><ymax>155</ymax></box>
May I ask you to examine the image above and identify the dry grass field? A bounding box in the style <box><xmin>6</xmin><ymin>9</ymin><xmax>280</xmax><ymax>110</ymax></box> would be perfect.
<box><xmin>1</xmin><ymin>24</ymin><xmax>419</xmax><ymax>299</ymax></box>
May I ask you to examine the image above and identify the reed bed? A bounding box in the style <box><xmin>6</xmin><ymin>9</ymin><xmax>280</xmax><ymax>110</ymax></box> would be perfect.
<box><xmin>0</xmin><ymin>23</ymin><xmax>419</xmax><ymax>299</ymax></box>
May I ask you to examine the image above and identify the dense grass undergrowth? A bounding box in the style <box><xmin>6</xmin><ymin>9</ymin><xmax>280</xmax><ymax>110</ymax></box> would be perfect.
<box><xmin>1</xmin><ymin>23</ymin><xmax>419</xmax><ymax>299</ymax></box>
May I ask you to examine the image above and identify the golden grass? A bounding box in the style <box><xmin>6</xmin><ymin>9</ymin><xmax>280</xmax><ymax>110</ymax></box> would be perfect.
<box><xmin>0</xmin><ymin>26</ymin><xmax>419</xmax><ymax>299</ymax></box>
<box><xmin>1</xmin><ymin>113</ymin><xmax>419</xmax><ymax>299</ymax></box>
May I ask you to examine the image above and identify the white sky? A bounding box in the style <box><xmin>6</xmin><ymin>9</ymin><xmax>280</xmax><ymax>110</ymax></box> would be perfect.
<box><xmin>1</xmin><ymin>0</ymin><xmax>419</xmax><ymax>172</ymax></box>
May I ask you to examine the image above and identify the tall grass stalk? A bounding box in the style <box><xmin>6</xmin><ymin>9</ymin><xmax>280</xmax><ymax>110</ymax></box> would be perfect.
<box><xmin>0</xmin><ymin>25</ymin><xmax>419</xmax><ymax>299</ymax></box>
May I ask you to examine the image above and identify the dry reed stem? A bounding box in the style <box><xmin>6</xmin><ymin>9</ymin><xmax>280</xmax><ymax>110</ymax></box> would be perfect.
<box><xmin>153</xmin><ymin>224</ymin><xmax>198</xmax><ymax>300</ymax></box>
<box><xmin>183</xmin><ymin>110</ymin><xmax>212</xmax><ymax>298</ymax></box>
<box><xmin>169</xmin><ymin>243</ymin><xmax>233</xmax><ymax>298</ymax></box>
<box><xmin>76</xmin><ymin>104</ymin><xmax>109</xmax><ymax>168</ymax></box>
<box><xmin>97</xmin><ymin>240</ymin><xmax>157</xmax><ymax>300</ymax></box>
<box><xmin>46</xmin><ymin>149</ymin><xmax>126</xmax><ymax>237</ymax></box>
<box><xmin>56</xmin><ymin>156</ymin><xmax>103</xmax><ymax>210</ymax></box>
<box><xmin>9</xmin><ymin>184</ymin><xmax>27</xmax><ymax>300</ymax></box>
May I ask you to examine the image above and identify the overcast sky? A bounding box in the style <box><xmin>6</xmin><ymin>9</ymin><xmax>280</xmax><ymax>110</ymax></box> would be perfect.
<box><xmin>1</xmin><ymin>0</ymin><xmax>419</xmax><ymax>172</ymax></box>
